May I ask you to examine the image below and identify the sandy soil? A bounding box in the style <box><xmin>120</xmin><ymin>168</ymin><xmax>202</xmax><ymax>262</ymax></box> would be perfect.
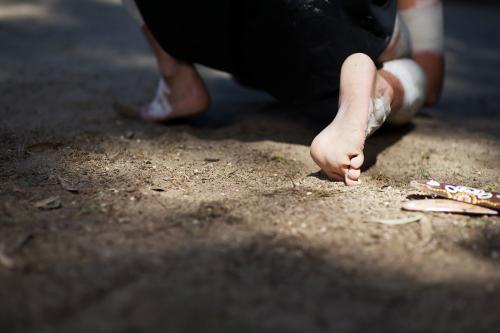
<box><xmin>1</xmin><ymin>1</ymin><xmax>499</xmax><ymax>332</ymax></box>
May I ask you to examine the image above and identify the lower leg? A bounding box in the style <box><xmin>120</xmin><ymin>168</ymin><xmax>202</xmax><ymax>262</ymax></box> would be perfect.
<box><xmin>139</xmin><ymin>26</ymin><xmax>210</xmax><ymax>121</ymax></box>
<box><xmin>122</xmin><ymin>0</ymin><xmax>210</xmax><ymax>120</ymax></box>
<box><xmin>397</xmin><ymin>0</ymin><xmax>445</xmax><ymax>105</ymax></box>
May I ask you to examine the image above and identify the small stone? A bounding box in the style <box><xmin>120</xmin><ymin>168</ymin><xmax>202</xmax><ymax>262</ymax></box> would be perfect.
<box><xmin>276</xmin><ymin>247</ymin><xmax>286</xmax><ymax>255</ymax></box>
<box><xmin>34</xmin><ymin>196</ymin><xmax>62</xmax><ymax>210</ymax></box>
<box><xmin>293</xmin><ymin>250</ymin><xmax>304</xmax><ymax>258</ymax></box>
<box><xmin>117</xmin><ymin>217</ymin><xmax>129</xmax><ymax>224</ymax></box>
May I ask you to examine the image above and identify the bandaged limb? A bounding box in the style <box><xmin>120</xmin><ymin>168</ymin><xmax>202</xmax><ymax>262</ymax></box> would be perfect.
<box><xmin>384</xmin><ymin>58</ymin><xmax>427</xmax><ymax>125</ymax></box>
<box><xmin>365</xmin><ymin>58</ymin><xmax>427</xmax><ymax>136</ymax></box>
<box><xmin>139</xmin><ymin>78</ymin><xmax>174</xmax><ymax>121</ymax></box>
<box><xmin>365</xmin><ymin>96</ymin><xmax>391</xmax><ymax>137</ymax></box>
<box><xmin>121</xmin><ymin>1</ymin><xmax>175</xmax><ymax>121</ymax></box>
<box><xmin>379</xmin><ymin>14</ymin><xmax>413</xmax><ymax>62</ymax></box>
<box><xmin>122</xmin><ymin>0</ymin><xmax>144</xmax><ymax>26</ymax></box>
<box><xmin>399</xmin><ymin>0</ymin><xmax>444</xmax><ymax>54</ymax></box>
<box><xmin>398</xmin><ymin>0</ymin><xmax>445</xmax><ymax>105</ymax></box>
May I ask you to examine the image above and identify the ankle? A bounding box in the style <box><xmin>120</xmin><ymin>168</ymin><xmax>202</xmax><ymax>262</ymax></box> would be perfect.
<box><xmin>157</xmin><ymin>57</ymin><xmax>189</xmax><ymax>78</ymax></box>
<box><xmin>378</xmin><ymin>70</ymin><xmax>403</xmax><ymax>111</ymax></box>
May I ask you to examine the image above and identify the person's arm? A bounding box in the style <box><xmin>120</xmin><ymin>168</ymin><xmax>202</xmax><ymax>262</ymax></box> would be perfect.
<box><xmin>397</xmin><ymin>0</ymin><xmax>445</xmax><ymax>106</ymax></box>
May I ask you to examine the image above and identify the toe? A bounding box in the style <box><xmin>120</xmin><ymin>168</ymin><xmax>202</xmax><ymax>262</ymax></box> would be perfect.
<box><xmin>350</xmin><ymin>154</ymin><xmax>365</xmax><ymax>170</ymax></box>
<box><xmin>347</xmin><ymin>168</ymin><xmax>361</xmax><ymax>181</ymax></box>
<box><xmin>326</xmin><ymin>171</ymin><xmax>345</xmax><ymax>182</ymax></box>
<box><xmin>345</xmin><ymin>173</ymin><xmax>361</xmax><ymax>186</ymax></box>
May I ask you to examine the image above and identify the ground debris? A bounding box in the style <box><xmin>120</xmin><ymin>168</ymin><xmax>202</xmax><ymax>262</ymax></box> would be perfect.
<box><xmin>124</xmin><ymin>131</ymin><xmax>135</xmax><ymax>139</ymax></box>
<box><xmin>366</xmin><ymin>215</ymin><xmax>422</xmax><ymax>226</ymax></box>
<box><xmin>419</xmin><ymin>217</ymin><xmax>434</xmax><ymax>246</ymax></box>
<box><xmin>34</xmin><ymin>196</ymin><xmax>62</xmax><ymax>210</ymax></box>
<box><xmin>0</xmin><ymin>248</ymin><xmax>15</xmax><ymax>270</ymax></box>
<box><xmin>403</xmin><ymin>199</ymin><xmax>497</xmax><ymax>215</ymax></box>
<box><xmin>113</xmin><ymin>101</ymin><xmax>138</xmax><ymax>118</ymax></box>
<box><xmin>57</xmin><ymin>175</ymin><xmax>79</xmax><ymax>193</ymax></box>
<box><xmin>25</xmin><ymin>142</ymin><xmax>63</xmax><ymax>153</ymax></box>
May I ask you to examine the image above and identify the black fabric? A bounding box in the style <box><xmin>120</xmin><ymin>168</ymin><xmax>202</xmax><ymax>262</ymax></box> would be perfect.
<box><xmin>136</xmin><ymin>0</ymin><xmax>397</xmax><ymax>102</ymax></box>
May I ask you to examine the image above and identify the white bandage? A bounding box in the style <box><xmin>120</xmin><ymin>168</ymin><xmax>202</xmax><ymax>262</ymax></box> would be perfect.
<box><xmin>400</xmin><ymin>2</ymin><xmax>444</xmax><ymax>53</ymax></box>
<box><xmin>122</xmin><ymin>0</ymin><xmax>144</xmax><ymax>26</ymax></box>
<box><xmin>366</xmin><ymin>96</ymin><xmax>391</xmax><ymax>137</ymax></box>
<box><xmin>140</xmin><ymin>79</ymin><xmax>174</xmax><ymax>121</ymax></box>
<box><xmin>383</xmin><ymin>59</ymin><xmax>427</xmax><ymax>125</ymax></box>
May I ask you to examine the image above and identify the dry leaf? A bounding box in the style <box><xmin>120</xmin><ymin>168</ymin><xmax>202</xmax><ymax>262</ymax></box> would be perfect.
<box><xmin>367</xmin><ymin>216</ymin><xmax>422</xmax><ymax>226</ymax></box>
<box><xmin>419</xmin><ymin>217</ymin><xmax>433</xmax><ymax>246</ymax></box>
<box><xmin>26</xmin><ymin>142</ymin><xmax>63</xmax><ymax>153</ymax></box>
<box><xmin>403</xmin><ymin>199</ymin><xmax>497</xmax><ymax>215</ymax></box>
<box><xmin>34</xmin><ymin>196</ymin><xmax>61</xmax><ymax>210</ymax></box>
<box><xmin>0</xmin><ymin>251</ymin><xmax>14</xmax><ymax>270</ymax></box>
<box><xmin>57</xmin><ymin>176</ymin><xmax>79</xmax><ymax>193</ymax></box>
<box><xmin>113</xmin><ymin>102</ymin><xmax>139</xmax><ymax>118</ymax></box>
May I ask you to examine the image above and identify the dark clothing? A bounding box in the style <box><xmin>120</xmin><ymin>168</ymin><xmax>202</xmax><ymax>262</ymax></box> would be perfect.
<box><xmin>136</xmin><ymin>0</ymin><xmax>397</xmax><ymax>102</ymax></box>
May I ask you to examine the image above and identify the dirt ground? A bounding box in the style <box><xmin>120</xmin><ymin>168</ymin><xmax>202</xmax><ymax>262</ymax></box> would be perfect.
<box><xmin>1</xmin><ymin>1</ymin><xmax>499</xmax><ymax>332</ymax></box>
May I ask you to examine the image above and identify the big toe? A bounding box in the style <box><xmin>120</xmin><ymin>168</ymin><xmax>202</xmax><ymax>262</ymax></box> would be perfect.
<box><xmin>350</xmin><ymin>154</ymin><xmax>365</xmax><ymax>170</ymax></box>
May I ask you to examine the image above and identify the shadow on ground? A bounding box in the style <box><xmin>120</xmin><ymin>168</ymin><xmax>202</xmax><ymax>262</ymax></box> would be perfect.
<box><xmin>1</xmin><ymin>203</ymin><xmax>500</xmax><ymax>333</ymax></box>
<box><xmin>1</xmin><ymin>1</ymin><xmax>500</xmax><ymax>333</ymax></box>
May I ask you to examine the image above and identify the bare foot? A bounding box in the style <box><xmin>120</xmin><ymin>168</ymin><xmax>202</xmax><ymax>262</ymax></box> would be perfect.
<box><xmin>310</xmin><ymin>53</ymin><xmax>401</xmax><ymax>186</ymax></box>
<box><xmin>140</xmin><ymin>26</ymin><xmax>210</xmax><ymax>122</ymax></box>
